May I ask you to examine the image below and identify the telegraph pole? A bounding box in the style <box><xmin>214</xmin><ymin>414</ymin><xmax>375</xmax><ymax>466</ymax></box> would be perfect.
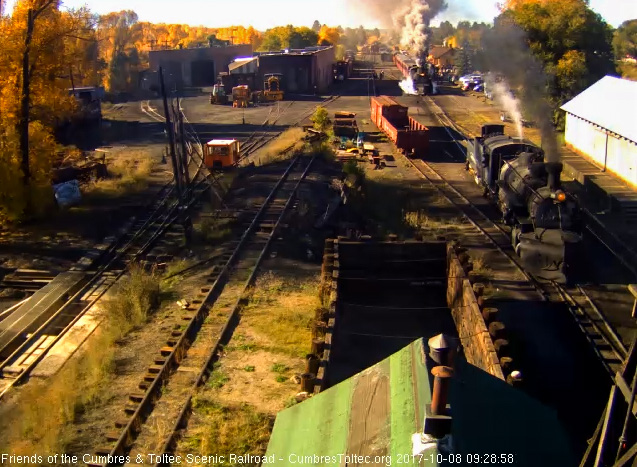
<box><xmin>177</xmin><ymin>97</ymin><xmax>191</xmax><ymax>188</ymax></box>
<box><xmin>159</xmin><ymin>67</ymin><xmax>182</xmax><ymax>199</ymax></box>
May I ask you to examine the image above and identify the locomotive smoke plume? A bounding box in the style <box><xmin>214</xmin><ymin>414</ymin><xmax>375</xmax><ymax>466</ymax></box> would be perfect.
<box><xmin>488</xmin><ymin>78</ymin><xmax>524</xmax><ymax>139</ymax></box>
<box><xmin>392</xmin><ymin>0</ymin><xmax>448</xmax><ymax>62</ymax></box>
<box><xmin>482</xmin><ymin>22</ymin><xmax>559</xmax><ymax>162</ymax></box>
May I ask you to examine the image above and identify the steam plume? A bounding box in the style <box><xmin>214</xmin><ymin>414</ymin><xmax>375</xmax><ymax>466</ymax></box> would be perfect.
<box><xmin>393</xmin><ymin>0</ymin><xmax>448</xmax><ymax>61</ymax></box>
<box><xmin>482</xmin><ymin>22</ymin><xmax>559</xmax><ymax>162</ymax></box>
<box><xmin>487</xmin><ymin>77</ymin><xmax>524</xmax><ymax>139</ymax></box>
<box><xmin>399</xmin><ymin>77</ymin><xmax>419</xmax><ymax>95</ymax></box>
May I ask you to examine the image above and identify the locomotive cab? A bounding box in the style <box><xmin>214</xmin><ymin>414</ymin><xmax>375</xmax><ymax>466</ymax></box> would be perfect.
<box><xmin>203</xmin><ymin>139</ymin><xmax>240</xmax><ymax>169</ymax></box>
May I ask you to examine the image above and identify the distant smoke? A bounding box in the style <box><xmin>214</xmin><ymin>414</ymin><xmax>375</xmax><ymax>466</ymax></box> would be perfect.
<box><xmin>351</xmin><ymin>0</ymin><xmax>447</xmax><ymax>60</ymax></box>
<box><xmin>393</xmin><ymin>0</ymin><xmax>448</xmax><ymax>61</ymax></box>
<box><xmin>482</xmin><ymin>22</ymin><xmax>559</xmax><ymax>162</ymax></box>
<box><xmin>488</xmin><ymin>77</ymin><xmax>524</xmax><ymax>139</ymax></box>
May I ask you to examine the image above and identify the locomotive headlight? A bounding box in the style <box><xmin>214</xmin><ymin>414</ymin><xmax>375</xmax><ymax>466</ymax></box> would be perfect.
<box><xmin>552</xmin><ymin>190</ymin><xmax>567</xmax><ymax>202</ymax></box>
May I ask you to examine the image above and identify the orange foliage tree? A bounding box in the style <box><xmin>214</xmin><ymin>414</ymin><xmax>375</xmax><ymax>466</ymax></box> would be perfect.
<box><xmin>0</xmin><ymin>0</ymin><xmax>95</xmax><ymax>220</ymax></box>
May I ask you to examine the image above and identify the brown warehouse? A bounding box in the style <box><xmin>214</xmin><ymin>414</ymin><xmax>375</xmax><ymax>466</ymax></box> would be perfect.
<box><xmin>148</xmin><ymin>44</ymin><xmax>335</xmax><ymax>94</ymax></box>
<box><xmin>148</xmin><ymin>44</ymin><xmax>252</xmax><ymax>88</ymax></box>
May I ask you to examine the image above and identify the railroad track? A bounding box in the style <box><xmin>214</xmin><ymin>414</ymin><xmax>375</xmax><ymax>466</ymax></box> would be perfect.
<box><xmin>425</xmin><ymin>95</ymin><xmax>637</xmax><ymax>280</ymax></box>
<box><xmin>401</xmin><ymin>96</ymin><xmax>628</xmax><ymax>379</ymax></box>
<box><xmin>86</xmin><ymin>150</ymin><xmax>316</xmax><ymax>466</ymax></box>
<box><xmin>0</xmin><ymin>99</ymin><xmax>215</xmax><ymax>399</ymax></box>
<box><xmin>238</xmin><ymin>94</ymin><xmax>341</xmax><ymax>164</ymax></box>
<box><xmin>0</xmin><ymin>180</ymin><xmax>180</xmax><ymax>398</ymax></box>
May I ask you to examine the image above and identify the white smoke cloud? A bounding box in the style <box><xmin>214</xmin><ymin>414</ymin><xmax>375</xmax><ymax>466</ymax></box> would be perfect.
<box><xmin>393</xmin><ymin>0</ymin><xmax>448</xmax><ymax>60</ymax></box>
<box><xmin>399</xmin><ymin>77</ymin><xmax>419</xmax><ymax>95</ymax></box>
<box><xmin>488</xmin><ymin>78</ymin><xmax>524</xmax><ymax>139</ymax></box>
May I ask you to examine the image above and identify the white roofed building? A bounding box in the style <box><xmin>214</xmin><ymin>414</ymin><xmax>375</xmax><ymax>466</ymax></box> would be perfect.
<box><xmin>561</xmin><ymin>76</ymin><xmax>637</xmax><ymax>188</ymax></box>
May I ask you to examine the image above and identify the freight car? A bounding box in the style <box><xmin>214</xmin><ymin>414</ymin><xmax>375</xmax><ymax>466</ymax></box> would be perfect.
<box><xmin>466</xmin><ymin>124</ymin><xmax>582</xmax><ymax>283</ymax></box>
<box><xmin>370</xmin><ymin>96</ymin><xmax>429</xmax><ymax>157</ymax></box>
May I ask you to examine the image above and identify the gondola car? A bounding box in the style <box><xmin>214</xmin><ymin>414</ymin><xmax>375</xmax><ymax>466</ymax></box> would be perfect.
<box><xmin>466</xmin><ymin>124</ymin><xmax>582</xmax><ymax>283</ymax></box>
<box><xmin>370</xmin><ymin>96</ymin><xmax>429</xmax><ymax>158</ymax></box>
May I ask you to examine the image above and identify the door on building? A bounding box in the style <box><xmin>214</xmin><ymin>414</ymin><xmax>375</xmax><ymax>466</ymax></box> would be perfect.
<box><xmin>191</xmin><ymin>60</ymin><xmax>216</xmax><ymax>87</ymax></box>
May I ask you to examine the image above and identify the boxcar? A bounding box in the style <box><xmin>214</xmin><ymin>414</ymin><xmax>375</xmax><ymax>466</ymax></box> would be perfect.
<box><xmin>370</xmin><ymin>96</ymin><xmax>428</xmax><ymax>157</ymax></box>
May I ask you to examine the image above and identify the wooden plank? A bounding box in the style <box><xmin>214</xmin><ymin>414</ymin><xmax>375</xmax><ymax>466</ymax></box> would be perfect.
<box><xmin>595</xmin><ymin>386</ymin><xmax>620</xmax><ymax>467</ymax></box>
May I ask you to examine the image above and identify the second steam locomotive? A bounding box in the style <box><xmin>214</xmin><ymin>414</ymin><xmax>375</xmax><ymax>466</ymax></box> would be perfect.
<box><xmin>466</xmin><ymin>124</ymin><xmax>582</xmax><ymax>283</ymax></box>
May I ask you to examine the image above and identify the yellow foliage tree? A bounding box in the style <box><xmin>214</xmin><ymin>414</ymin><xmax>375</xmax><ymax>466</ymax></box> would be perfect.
<box><xmin>0</xmin><ymin>0</ymin><xmax>90</xmax><ymax>221</ymax></box>
<box><xmin>318</xmin><ymin>25</ymin><xmax>340</xmax><ymax>46</ymax></box>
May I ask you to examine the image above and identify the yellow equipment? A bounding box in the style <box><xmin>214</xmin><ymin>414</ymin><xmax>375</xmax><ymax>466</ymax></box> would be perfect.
<box><xmin>263</xmin><ymin>74</ymin><xmax>284</xmax><ymax>101</ymax></box>
<box><xmin>232</xmin><ymin>85</ymin><xmax>250</xmax><ymax>108</ymax></box>
<box><xmin>203</xmin><ymin>139</ymin><xmax>241</xmax><ymax>169</ymax></box>
<box><xmin>210</xmin><ymin>84</ymin><xmax>228</xmax><ymax>105</ymax></box>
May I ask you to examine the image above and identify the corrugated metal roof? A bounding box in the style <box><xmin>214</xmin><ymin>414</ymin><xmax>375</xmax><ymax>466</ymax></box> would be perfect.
<box><xmin>561</xmin><ymin>76</ymin><xmax>637</xmax><ymax>144</ymax></box>
<box><xmin>265</xmin><ymin>339</ymin><xmax>575</xmax><ymax>466</ymax></box>
<box><xmin>206</xmin><ymin>139</ymin><xmax>236</xmax><ymax>145</ymax></box>
<box><xmin>228</xmin><ymin>56</ymin><xmax>258</xmax><ymax>73</ymax></box>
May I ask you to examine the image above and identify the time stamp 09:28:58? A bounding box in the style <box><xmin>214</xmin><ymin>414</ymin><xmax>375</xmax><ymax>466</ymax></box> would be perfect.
<box><xmin>396</xmin><ymin>453</ymin><xmax>516</xmax><ymax>464</ymax></box>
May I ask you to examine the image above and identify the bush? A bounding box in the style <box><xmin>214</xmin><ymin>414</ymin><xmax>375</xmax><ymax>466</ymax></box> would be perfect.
<box><xmin>104</xmin><ymin>264</ymin><xmax>161</xmax><ymax>338</ymax></box>
<box><xmin>310</xmin><ymin>106</ymin><xmax>330</xmax><ymax>132</ymax></box>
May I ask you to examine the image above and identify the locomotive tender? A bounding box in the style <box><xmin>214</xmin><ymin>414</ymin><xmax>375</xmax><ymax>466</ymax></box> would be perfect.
<box><xmin>466</xmin><ymin>124</ymin><xmax>582</xmax><ymax>283</ymax></box>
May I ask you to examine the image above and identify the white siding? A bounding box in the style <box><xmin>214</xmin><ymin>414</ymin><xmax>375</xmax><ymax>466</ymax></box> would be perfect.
<box><xmin>606</xmin><ymin>135</ymin><xmax>637</xmax><ymax>187</ymax></box>
<box><xmin>565</xmin><ymin>113</ymin><xmax>637</xmax><ymax>187</ymax></box>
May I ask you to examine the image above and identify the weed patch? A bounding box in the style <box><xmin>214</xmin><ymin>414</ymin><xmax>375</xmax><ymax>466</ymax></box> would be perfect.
<box><xmin>0</xmin><ymin>265</ymin><xmax>162</xmax><ymax>455</ymax></box>
<box><xmin>185</xmin><ymin>399</ymin><xmax>272</xmax><ymax>464</ymax></box>
<box><xmin>256</xmin><ymin>128</ymin><xmax>305</xmax><ymax>166</ymax></box>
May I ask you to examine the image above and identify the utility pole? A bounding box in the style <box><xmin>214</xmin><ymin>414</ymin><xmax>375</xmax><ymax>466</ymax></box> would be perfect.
<box><xmin>171</xmin><ymin>99</ymin><xmax>185</xmax><ymax>190</ymax></box>
<box><xmin>159</xmin><ymin>67</ymin><xmax>182</xmax><ymax>200</ymax></box>
<box><xmin>177</xmin><ymin>97</ymin><xmax>191</xmax><ymax>188</ymax></box>
<box><xmin>176</xmin><ymin>98</ymin><xmax>193</xmax><ymax>247</ymax></box>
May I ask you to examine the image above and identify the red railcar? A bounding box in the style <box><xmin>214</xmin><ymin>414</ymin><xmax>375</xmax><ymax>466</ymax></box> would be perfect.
<box><xmin>371</xmin><ymin>96</ymin><xmax>429</xmax><ymax>157</ymax></box>
<box><xmin>393</xmin><ymin>53</ymin><xmax>417</xmax><ymax>79</ymax></box>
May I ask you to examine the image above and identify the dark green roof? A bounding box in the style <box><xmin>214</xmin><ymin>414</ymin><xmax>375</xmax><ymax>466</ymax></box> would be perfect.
<box><xmin>265</xmin><ymin>339</ymin><xmax>575</xmax><ymax>466</ymax></box>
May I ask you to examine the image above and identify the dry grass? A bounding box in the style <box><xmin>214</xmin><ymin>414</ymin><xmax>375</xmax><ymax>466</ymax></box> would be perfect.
<box><xmin>240</xmin><ymin>272</ymin><xmax>319</xmax><ymax>358</ymax></box>
<box><xmin>404</xmin><ymin>210</ymin><xmax>464</xmax><ymax>238</ymax></box>
<box><xmin>0</xmin><ymin>265</ymin><xmax>161</xmax><ymax>456</ymax></box>
<box><xmin>182</xmin><ymin>399</ymin><xmax>273</xmax><ymax>466</ymax></box>
<box><xmin>194</xmin><ymin>216</ymin><xmax>233</xmax><ymax>243</ymax></box>
<box><xmin>84</xmin><ymin>153</ymin><xmax>156</xmax><ymax>200</ymax></box>
<box><xmin>256</xmin><ymin>127</ymin><xmax>306</xmax><ymax>166</ymax></box>
<box><xmin>104</xmin><ymin>264</ymin><xmax>161</xmax><ymax>338</ymax></box>
<box><xmin>470</xmin><ymin>253</ymin><xmax>494</xmax><ymax>281</ymax></box>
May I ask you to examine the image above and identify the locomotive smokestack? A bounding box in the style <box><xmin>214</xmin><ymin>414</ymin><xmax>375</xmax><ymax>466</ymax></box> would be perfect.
<box><xmin>545</xmin><ymin>162</ymin><xmax>563</xmax><ymax>191</ymax></box>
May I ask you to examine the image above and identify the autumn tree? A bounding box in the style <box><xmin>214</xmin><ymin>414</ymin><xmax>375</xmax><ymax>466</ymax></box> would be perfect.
<box><xmin>258</xmin><ymin>25</ymin><xmax>318</xmax><ymax>51</ymax></box>
<box><xmin>318</xmin><ymin>25</ymin><xmax>340</xmax><ymax>46</ymax></box>
<box><xmin>0</xmin><ymin>0</ymin><xmax>92</xmax><ymax>220</ymax></box>
<box><xmin>613</xmin><ymin>20</ymin><xmax>637</xmax><ymax>59</ymax></box>
<box><xmin>497</xmin><ymin>0</ymin><xmax>615</xmax><ymax>126</ymax></box>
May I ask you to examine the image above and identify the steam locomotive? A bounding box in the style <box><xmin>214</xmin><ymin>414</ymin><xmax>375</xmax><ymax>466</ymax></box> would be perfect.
<box><xmin>466</xmin><ymin>124</ymin><xmax>582</xmax><ymax>283</ymax></box>
<box><xmin>393</xmin><ymin>53</ymin><xmax>435</xmax><ymax>95</ymax></box>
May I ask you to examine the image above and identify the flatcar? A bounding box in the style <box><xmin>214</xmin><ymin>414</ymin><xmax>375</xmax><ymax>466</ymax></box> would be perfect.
<box><xmin>370</xmin><ymin>96</ymin><xmax>429</xmax><ymax>157</ymax></box>
<box><xmin>466</xmin><ymin>124</ymin><xmax>582</xmax><ymax>282</ymax></box>
<box><xmin>203</xmin><ymin>139</ymin><xmax>241</xmax><ymax>169</ymax></box>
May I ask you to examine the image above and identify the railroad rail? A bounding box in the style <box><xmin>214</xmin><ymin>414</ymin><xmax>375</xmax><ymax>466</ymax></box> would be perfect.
<box><xmin>86</xmin><ymin>149</ymin><xmax>316</xmax><ymax>466</ymax></box>
<box><xmin>423</xmin><ymin>95</ymin><xmax>637</xmax><ymax>280</ymax></box>
<box><xmin>401</xmin><ymin>96</ymin><xmax>628</xmax><ymax>379</ymax></box>
<box><xmin>0</xmin><ymin>101</ymin><xmax>211</xmax><ymax>399</ymax></box>
<box><xmin>0</xmin><ymin>177</ymin><xmax>209</xmax><ymax>399</ymax></box>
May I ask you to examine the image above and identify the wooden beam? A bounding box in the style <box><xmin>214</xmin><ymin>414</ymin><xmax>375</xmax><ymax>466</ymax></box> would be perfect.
<box><xmin>595</xmin><ymin>386</ymin><xmax>620</xmax><ymax>467</ymax></box>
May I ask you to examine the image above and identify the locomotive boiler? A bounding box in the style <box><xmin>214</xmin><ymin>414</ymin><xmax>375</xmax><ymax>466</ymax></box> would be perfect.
<box><xmin>466</xmin><ymin>124</ymin><xmax>582</xmax><ymax>283</ymax></box>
